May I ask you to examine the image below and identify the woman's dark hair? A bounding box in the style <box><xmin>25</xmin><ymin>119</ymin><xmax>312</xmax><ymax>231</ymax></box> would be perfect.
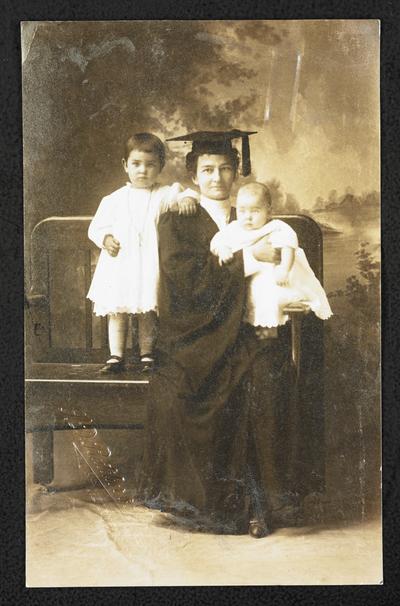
<box><xmin>123</xmin><ymin>133</ymin><xmax>166</xmax><ymax>169</ymax></box>
<box><xmin>185</xmin><ymin>148</ymin><xmax>240</xmax><ymax>177</ymax></box>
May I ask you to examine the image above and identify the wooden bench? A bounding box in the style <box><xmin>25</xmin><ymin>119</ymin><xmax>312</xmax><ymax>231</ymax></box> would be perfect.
<box><xmin>25</xmin><ymin>215</ymin><xmax>325</xmax><ymax>489</ymax></box>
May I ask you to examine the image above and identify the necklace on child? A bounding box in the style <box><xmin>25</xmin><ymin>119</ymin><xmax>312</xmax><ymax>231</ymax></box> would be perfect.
<box><xmin>130</xmin><ymin>187</ymin><xmax>153</xmax><ymax>248</ymax></box>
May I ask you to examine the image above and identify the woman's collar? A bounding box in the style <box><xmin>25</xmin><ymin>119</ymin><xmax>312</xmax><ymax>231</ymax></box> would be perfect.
<box><xmin>200</xmin><ymin>195</ymin><xmax>231</xmax><ymax>209</ymax></box>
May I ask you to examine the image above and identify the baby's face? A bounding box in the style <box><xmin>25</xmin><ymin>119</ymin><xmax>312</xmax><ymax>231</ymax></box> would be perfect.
<box><xmin>236</xmin><ymin>190</ymin><xmax>271</xmax><ymax>230</ymax></box>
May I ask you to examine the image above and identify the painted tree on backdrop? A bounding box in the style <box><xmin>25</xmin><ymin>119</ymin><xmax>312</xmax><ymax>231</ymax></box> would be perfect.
<box><xmin>23</xmin><ymin>21</ymin><xmax>283</xmax><ymax>232</ymax></box>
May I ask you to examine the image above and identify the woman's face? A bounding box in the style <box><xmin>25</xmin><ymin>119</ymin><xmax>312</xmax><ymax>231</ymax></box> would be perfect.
<box><xmin>192</xmin><ymin>154</ymin><xmax>236</xmax><ymax>200</ymax></box>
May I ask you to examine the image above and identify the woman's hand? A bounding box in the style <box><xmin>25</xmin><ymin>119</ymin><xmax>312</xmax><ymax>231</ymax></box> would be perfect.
<box><xmin>103</xmin><ymin>234</ymin><xmax>121</xmax><ymax>257</ymax></box>
<box><xmin>251</xmin><ymin>236</ymin><xmax>280</xmax><ymax>263</ymax></box>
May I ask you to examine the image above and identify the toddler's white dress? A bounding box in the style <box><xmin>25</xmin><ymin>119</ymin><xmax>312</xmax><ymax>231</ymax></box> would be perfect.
<box><xmin>211</xmin><ymin>218</ymin><xmax>333</xmax><ymax>328</ymax></box>
<box><xmin>87</xmin><ymin>182</ymin><xmax>182</xmax><ymax>316</ymax></box>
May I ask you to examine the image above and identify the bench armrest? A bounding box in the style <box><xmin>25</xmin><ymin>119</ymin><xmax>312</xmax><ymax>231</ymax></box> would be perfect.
<box><xmin>25</xmin><ymin>293</ymin><xmax>48</xmax><ymax>307</ymax></box>
<box><xmin>283</xmin><ymin>302</ymin><xmax>311</xmax><ymax>315</ymax></box>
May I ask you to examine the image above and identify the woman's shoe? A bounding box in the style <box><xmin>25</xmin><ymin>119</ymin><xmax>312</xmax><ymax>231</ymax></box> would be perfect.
<box><xmin>99</xmin><ymin>355</ymin><xmax>125</xmax><ymax>374</ymax></box>
<box><xmin>140</xmin><ymin>355</ymin><xmax>155</xmax><ymax>373</ymax></box>
<box><xmin>248</xmin><ymin>519</ymin><xmax>272</xmax><ymax>539</ymax></box>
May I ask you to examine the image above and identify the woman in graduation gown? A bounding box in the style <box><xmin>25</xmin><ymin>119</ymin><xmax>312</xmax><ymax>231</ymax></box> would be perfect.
<box><xmin>138</xmin><ymin>131</ymin><xmax>295</xmax><ymax>537</ymax></box>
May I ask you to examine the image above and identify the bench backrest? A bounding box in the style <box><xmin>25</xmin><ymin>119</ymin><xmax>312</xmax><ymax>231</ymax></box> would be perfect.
<box><xmin>26</xmin><ymin>215</ymin><xmax>323</xmax><ymax>364</ymax></box>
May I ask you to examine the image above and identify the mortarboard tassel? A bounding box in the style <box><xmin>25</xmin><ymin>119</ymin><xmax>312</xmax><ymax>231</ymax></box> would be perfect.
<box><xmin>241</xmin><ymin>134</ymin><xmax>251</xmax><ymax>177</ymax></box>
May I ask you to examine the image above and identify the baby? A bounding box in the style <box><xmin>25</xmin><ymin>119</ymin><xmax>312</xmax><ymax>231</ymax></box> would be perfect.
<box><xmin>210</xmin><ymin>182</ymin><xmax>332</xmax><ymax>328</ymax></box>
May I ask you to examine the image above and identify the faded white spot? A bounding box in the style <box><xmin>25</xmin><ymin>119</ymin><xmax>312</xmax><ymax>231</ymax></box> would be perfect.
<box><xmin>66</xmin><ymin>38</ymin><xmax>136</xmax><ymax>73</ymax></box>
<box><xmin>21</xmin><ymin>22</ymin><xmax>39</xmax><ymax>64</ymax></box>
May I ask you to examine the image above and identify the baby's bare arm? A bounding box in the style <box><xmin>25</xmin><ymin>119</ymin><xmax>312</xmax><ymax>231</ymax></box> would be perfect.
<box><xmin>274</xmin><ymin>246</ymin><xmax>295</xmax><ymax>285</ymax></box>
<box><xmin>279</xmin><ymin>246</ymin><xmax>295</xmax><ymax>272</ymax></box>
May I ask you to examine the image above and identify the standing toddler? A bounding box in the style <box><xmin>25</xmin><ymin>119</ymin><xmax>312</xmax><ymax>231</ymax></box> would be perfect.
<box><xmin>87</xmin><ymin>133</ymin><xmax>196</xmax><ymax>372</ymax></box>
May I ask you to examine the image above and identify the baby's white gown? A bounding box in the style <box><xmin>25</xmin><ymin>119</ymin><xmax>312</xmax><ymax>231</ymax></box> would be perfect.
<box><xmin>211</xmin><ymin>219</ymin><xmax>333</xmax><ymax>328</ymax></box>
<box><xmin>87</xmin><ymin>183</ymin><xmax>181</xmax><ymax>317</ymax></box>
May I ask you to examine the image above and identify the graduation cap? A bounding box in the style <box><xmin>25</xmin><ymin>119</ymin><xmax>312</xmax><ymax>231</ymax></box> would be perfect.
<box><xmin>166</xmin><ymin>129</ymin><xmax>257</xmax><ymax>177</ymax></box>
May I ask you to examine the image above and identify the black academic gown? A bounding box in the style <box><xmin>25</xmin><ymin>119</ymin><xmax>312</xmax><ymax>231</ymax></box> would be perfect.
<box><xmin>138</xmin><ymin>206</ymin><xmax>294</xmax><ymax>533</ymax></box>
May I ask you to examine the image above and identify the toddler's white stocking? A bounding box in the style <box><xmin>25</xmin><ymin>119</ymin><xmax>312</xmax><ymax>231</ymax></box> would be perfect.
<box><xmin>108</xmin><ymin>313</ymin><xmax>128</xmax><ymax>359</ymax></box>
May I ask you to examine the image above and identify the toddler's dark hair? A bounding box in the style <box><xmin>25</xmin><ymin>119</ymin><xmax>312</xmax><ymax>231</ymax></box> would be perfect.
<box><xmin>123</xmin><ymin>133</ymin><xmax>166</xmax><ymax>169</ymax></box>
<box><xmin>185</xmin><ymin>148</ymin><xmax>240</xmax><ymax>177</ymax></box>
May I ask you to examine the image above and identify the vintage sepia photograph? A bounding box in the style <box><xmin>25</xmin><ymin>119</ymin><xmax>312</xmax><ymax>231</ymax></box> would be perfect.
<box><xmin>23</xmin><ymin>20</ymin><xmax>381</xmax><ymax>586</ymax></box>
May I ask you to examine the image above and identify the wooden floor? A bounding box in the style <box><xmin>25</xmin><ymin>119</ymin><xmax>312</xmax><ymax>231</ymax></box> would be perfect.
<box><xmin>26</xmin><ymin>488</ymin><xmax>382</xmax><ymax>587</ymax></box>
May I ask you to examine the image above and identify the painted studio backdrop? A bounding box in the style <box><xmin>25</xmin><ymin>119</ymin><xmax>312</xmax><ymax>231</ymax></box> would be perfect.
<box><xmin>23</xmin><ymin>20</ymin><xmax>381</xmax><ymax>586</ymax></box>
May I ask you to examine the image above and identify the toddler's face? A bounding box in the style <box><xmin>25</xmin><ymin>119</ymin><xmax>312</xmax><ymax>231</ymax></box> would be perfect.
<box><xmin>123</xmin><ymin>150</ymin><xmax>161</xmax><ymax>189</ymax></box>
<box><xmin>236</xmin><ymin>190</ymin><xmax>271</xmax><ymax>230</ymax></box>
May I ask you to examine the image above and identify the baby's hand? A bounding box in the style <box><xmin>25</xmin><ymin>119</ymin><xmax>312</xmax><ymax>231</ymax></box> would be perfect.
<box><xmin>177</xmin><ymin>196</ymin><xmax>199</xmax><ymax>216</ymax></box>
<box><xmin>217</xmin><ymin>244</ymin><xmax>234</xmax><ymax>266</ymax></box>
<box><xmin>274</xmin><ymin>264</ymin><xmax>289</xmax><ymax>286</ymax></box>
<box><xmin>103</xmin><ymin>234</ymin><xmax>121</xmax><ymax>257</ymax></box>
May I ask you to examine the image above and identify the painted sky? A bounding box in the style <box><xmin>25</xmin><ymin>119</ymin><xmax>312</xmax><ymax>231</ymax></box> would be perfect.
<box><xmin>22</xmin><ymin>20</ymin><xmax>380</xmax><ymax>222</ymax></box>
<box><xmin>167</xmin><ymin>20</ymin><xmax>380</xmax><ymax>207</ymax></box>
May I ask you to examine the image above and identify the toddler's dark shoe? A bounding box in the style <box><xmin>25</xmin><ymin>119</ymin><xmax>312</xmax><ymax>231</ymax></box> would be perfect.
<box><xmin>140</xmin><ymin>355</ymin><xmax>156</xmax><ymax>373</ymax></box>
<box><xmin>99</xmin><ymin>355</ymin><xmax>125</xmax><ymax>374</ymax></box>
